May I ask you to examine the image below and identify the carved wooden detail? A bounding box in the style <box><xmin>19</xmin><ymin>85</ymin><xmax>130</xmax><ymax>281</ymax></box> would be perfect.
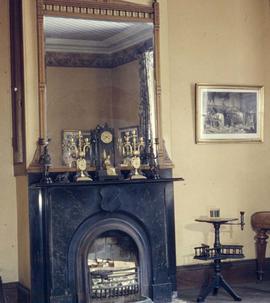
<box><xmin>42</xmin><ymin>0</ymin><xmax>153</xmax><ymax>21</ymax></box>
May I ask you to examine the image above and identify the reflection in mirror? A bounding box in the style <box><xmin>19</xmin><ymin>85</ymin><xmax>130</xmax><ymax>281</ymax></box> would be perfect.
<box><xmin>44</xmin><ymin>16</ymin><xmax>155</xmax><ymax>167</ymax></box>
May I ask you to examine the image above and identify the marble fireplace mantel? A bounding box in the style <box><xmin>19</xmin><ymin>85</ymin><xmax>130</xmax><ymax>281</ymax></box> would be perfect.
<box><xmin>28</xmin><ymin>176</ymin><xmax>182</xmax><ymax>303</ymax></box>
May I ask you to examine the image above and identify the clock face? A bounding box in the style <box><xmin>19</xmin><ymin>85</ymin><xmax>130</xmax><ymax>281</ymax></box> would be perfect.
<box><xmin>100</xmin><ymin>131</ymin><xmax>113</xmax><ymax>144</ymax></box>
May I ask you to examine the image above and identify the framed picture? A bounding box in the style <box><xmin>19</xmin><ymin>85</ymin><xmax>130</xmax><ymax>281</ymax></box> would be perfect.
<box><xmin>62</xmin><ymin>130</ymin><xmax>92</xmax><ymax>167</ymax></box>
<box><xmin>117</xmin><ymin>126</ymin><xmax>139</xmax><ymax>166</ymax></box>
<box><xmin>118</xmin><ymin>126</ymin><xmax>139</xmax><ymax>141</ymax></box>
<box><xmin>195</xmin><ymin>84</ymin><xmax>264</xmax><ymax>143</ymax></box>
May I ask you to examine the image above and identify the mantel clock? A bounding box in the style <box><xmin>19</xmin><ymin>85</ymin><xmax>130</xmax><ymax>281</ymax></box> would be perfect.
<box><xmin>94</xmin><ymin>124</ymin><xmax>116</xmax><ymax>174</ymax></box>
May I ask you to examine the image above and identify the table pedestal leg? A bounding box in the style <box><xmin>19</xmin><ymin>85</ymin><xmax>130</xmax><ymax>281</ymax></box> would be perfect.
<box><xmin>220</xmin><ymin>274</ymin><xmax>241</xmax><ymax>301</ymax></box>
<box><xmin>197</xmin><ymin>273</ymin><xmax>241</xmax><ymax>302</ymax></box>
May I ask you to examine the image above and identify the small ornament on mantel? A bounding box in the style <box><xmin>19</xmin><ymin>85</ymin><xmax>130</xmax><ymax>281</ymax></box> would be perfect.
<box><xmin>39</xmin><ymin>138</ymin><xmax>53</xmax><ymax>184</ymax></box>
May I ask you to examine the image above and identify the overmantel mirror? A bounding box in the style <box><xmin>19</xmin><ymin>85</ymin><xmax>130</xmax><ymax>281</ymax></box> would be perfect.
<box><xmin>33</xmin><ymin>0</ymin><xmax>172</xmax><ymax>174</ymax></box>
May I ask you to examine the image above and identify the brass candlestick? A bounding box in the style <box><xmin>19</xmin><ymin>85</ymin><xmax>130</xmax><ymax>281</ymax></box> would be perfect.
<box><xmin>119</xmin><ymin>130</ymin><xmax>146</xmax><ymax>179</ymax></box>
<box><xmin>68</xmin><ymin>131</ymin><xmax>92</xmax><ymax>181</ymax></box>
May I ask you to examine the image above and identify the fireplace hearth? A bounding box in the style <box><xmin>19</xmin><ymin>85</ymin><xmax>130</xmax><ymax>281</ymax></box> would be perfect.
<box><xmin>29</xmin><ymin>176</ymin><xmax>181</xmax><ymax>303</ymax></box>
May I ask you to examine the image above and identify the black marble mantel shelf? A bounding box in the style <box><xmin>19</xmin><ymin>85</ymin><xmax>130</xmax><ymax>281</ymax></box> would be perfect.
<box><xmin>30</xmin><ymin>177</ymin><xmax>184</xmax><ymax>188</ymax></box>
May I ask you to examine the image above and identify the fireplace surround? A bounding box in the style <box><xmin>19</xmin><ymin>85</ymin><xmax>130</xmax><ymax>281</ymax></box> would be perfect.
<box><xmin>29</xmin><ymin>175</ymin><xmax>181</xmax><ymax>303</ymax></box>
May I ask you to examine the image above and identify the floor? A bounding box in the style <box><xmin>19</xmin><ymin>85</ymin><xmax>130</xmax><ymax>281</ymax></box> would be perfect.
<box><xmin>173</xmin><ymin>281</ymin><xmax>270</xmax><ymax>302</ymax></box>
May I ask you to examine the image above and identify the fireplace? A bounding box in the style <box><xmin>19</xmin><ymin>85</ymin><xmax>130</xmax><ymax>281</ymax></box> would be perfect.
<box><xmin>29</xmin><ymin>175</ymin><xmax>180</xmax><ymax>303</ymax></box>
<box><xmin>71</xmin><ymin>217</ymin><xmax>152</xmax><ymax>303</ymax></box>
<box><xmin>88</xmin><ymin>231</ymin><xmax>141</xmax><ymax>302</ymax></box>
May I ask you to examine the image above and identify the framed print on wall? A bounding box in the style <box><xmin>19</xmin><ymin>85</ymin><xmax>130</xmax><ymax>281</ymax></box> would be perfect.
<box><xmin>195</xmin><ymin>84</ymin><xmax>264</xmax><ymax>143</ymax></box>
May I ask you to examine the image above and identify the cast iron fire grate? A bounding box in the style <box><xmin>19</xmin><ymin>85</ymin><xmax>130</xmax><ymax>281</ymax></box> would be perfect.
<box><xmin>90</xmin><ymin>267</ymin><xmax>139</xmax><ymax>300</ymax></box>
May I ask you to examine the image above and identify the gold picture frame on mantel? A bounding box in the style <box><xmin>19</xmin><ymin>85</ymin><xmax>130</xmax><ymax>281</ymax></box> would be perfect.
<box><xmin>195</xmin><ymin>84</ymin><xmax>264</xmax><ymax>143</ymax></box>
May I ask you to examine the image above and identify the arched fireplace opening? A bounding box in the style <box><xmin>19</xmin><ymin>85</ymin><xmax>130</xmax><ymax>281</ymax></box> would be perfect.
<box><xmin>69</xmin><ymin>215</ymin><xmax>152</xmax><ymax>303</ymax></box>
<box><xmin>88</xmin><ymin>230</ymin><xmax>139</xmax><ymax>302</ymax></box>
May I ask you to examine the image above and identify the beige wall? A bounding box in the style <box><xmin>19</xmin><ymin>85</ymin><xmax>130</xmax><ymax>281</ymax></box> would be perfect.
<box><xmin>169</xmin><ymin>0</ymin><xmax>270</xmax><ymax>264</ymax></box>
<box><xmin>0</xmin><ymin>0</ymin><xmax>19</xmax><ymax>283</ymax></box>
<box><xmin>47</xmin><ymin>67</ymin><xmax>114</xmax><ymax>166</ymax></box>
<box><xmin>16</xmin><ymin>177</ymin><xmax>30</xmax><ymax>287</ymax></box>
<box><xmin>112</xmin><ymin>60</ymin><xmax>140</xmax><ymax>130</ymax></box>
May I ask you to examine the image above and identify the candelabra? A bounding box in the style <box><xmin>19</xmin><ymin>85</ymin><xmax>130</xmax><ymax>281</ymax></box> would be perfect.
<box><xmin>68</xmin><ymin>131</ymin><xmax>92</xmax><ymax>181</ymax></box>
<box><xmin>119</xmin><ymin>130</ymin><xmax>146</xmax><ymax>179</ymax></box>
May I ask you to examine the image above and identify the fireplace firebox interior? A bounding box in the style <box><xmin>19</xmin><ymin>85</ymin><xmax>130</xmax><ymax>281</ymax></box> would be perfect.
<box><xmin>88</xmin><ymin>230</ymin><xmax>140</xmax><ymax>302</ymax></box>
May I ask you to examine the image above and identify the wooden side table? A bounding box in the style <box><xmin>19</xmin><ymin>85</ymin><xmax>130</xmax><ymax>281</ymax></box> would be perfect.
<box><xmin>251</xmin><ymin>211</ymin><xmax>270</xmax><ymax>280</ymax></box>
<box><xmin>194</xmin><ymin>217</ymin><xmax>244</xmax><ymax>302</ymax></box>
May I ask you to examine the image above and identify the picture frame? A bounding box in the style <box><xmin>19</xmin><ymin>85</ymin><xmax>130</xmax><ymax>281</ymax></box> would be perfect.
<box><xmin>62</xmin><ymin>130</ymin><xmax>92</xmax><ymax>167</ymax></box>
<box><xmin>195</xmin><ymin>84</ymin><xmax>264</xmax><ymax>143</ymax></box>
<box><xmin>118</xmin><ymin>126</ymin><xmax>139</xmax><ymax>141</ymax></box>
<box><xmin>117</xmin><ymin>126</ymin><xmax>139</xmax><ymax>166</ymax></box>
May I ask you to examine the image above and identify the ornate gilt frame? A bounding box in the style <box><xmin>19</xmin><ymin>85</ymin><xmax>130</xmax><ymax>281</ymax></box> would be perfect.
<box><xmin>33</xmin><ymin>0</ymin><xmax>172</xmax><ymax>171</ymax></box>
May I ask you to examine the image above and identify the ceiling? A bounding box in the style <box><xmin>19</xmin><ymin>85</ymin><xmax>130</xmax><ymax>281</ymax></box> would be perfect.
<box><xmin>44</xmin><ymin>16</ymin><xmax>153</xmax><ymax>54</ymax></box>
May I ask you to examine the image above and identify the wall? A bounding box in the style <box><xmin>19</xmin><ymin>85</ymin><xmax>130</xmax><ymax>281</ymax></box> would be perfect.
<box><xmin>168</xmin><ymin>0</ymin><xmax>270</xmax><ymax>265</ymax></box>
<box><xmin>16</xmin><ymin>177</ymin><xmax>30</xmax><ymax>287</ymax></box>
<box><xmin>47</xmin><ymin>67</ymin><xmax>114</xmax><ymax>166</ymax></box>
<box><xmin>112</xmin><ymin>60</ymin><xmax>140</xmax><ymax>130</ymax></box>
<box><xmin>0</xmin><ymin>0</ymin><xmax>19</xmax><ymax>283</ymax></box>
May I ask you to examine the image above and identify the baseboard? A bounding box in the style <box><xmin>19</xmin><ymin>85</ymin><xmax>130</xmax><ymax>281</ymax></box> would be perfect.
<box><xmin>2</xmin><ymin>283</ymin><xmax>17</xmax><ymax>303</ymax></box>
<box><xmin>3</xmin><ymin>261</ymin><xmax>269</xmax><ymax>302</ymax></box>
<box><xmin>177</xmin><ymin>258</ymin><xmax>270</xmax><ymax>290</ymax></box>
<box><xmin>3</xmin><ymin>282</ymin><xmax>30</xmax><ymax>303</ymax></box>
<box><xmin>17</xmin><ymin>283</ymin><xmax>30</xmax><ymax>303</ymax></box>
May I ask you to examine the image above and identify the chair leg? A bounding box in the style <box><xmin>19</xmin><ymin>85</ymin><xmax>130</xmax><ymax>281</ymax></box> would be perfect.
<box><xmin>255</xmin><ymin>229</ymin><xmax>268</xmax><ymax>281</ymax></box>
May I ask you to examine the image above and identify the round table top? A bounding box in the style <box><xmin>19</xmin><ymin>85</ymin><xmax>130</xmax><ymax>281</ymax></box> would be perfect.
<box><xmin>195</xmin><ymin>216</ymin><xmax>238</xmax><ymax>224</ymax></box>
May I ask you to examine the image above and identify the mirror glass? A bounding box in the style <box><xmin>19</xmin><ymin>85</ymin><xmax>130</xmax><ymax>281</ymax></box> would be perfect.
<box><xmin>44</xmin><ymin>16</ymin><xmax>156</xmax><ymax>167</ymax></box>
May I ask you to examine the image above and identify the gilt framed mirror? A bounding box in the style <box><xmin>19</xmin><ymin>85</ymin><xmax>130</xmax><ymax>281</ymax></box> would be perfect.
<box><xmin>34</xmin><ymin>0</ymin><xmax>172</xmax><ymax>171</ymax></box>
